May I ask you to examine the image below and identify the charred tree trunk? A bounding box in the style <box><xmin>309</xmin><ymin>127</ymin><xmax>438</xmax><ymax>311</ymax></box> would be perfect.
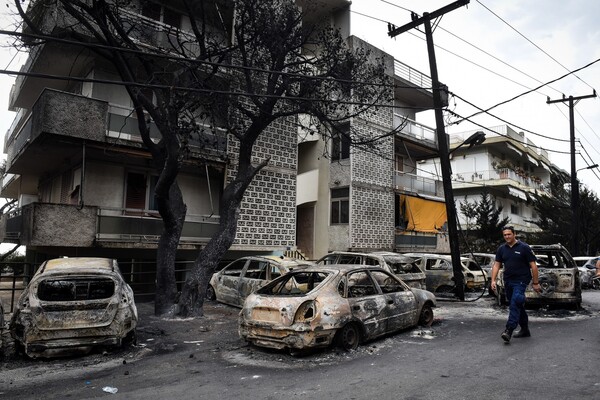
<box><xmin>154</xmin><ymin>181</ymin><xmax>187</xmax><ymax>316</ymax></box>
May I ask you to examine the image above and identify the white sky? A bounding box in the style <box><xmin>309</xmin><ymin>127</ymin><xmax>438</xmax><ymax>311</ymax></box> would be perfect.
<box><xmin>1</xmin><ymin>0</ymin><xmax>600</xmax><ymax>188</ymax></box>
<box><xmin>349</xmin><ymin>0</ymin><xmax>600</xmax><ymax>188</ymax></box>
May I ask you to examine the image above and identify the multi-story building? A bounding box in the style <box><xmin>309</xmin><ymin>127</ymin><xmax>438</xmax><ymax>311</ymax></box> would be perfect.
<box><xmin>0</xmin><ymin>0</ymin><xmax>448</xmax><ymax>283</ymax></box>
<box><xmin>418</xmin><ymin>125</ymin><xmax>553</xmax><ymax>236</ymax></box>
<box><xmin>296</xmin><ymin>35</ymin><xmax>449</xmax><ymax>259</ymax></box>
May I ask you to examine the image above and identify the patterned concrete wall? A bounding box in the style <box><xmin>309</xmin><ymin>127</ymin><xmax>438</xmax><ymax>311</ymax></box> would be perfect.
<box><xmin>350</xmin><ymin>126</ymin><xmax>395</xmax><ymax>250</ymax></box>
<box><xmin>227</xmin><ymin>117</ymin><xmax>297</xmax><ymax>250</ymax></box>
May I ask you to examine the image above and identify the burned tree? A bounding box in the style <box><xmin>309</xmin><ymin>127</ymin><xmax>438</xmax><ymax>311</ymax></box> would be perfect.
<box><xmin>13</xmin><ymin>0</ymin><xmax>392</xmax><ymax>317</ymax></box>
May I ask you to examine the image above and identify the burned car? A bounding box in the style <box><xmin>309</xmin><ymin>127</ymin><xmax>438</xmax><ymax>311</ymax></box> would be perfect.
<box><xmin>207</xmin><ymin>256</ymin><xmax>313</xmax><ymax>307</ymax></box>
<box><xmin>316</xmin><ymin>251</ymin><xmax>426</xmax><ymax>289</ymax></box>
<box><xmin>404</xmin><ymin>253</ymin><xmax>487</xmax><ymax>293</ymax></box>
<box><xmin>10</xmin><ymin>257</ymin><xmax>138</xmax><ymax>358</ymax></box>
<box><xmin>495</xmin><ymin>244</ymin><xmax>582</xmax><ymax>308</ymax></box>
<box><xmin>239</xmin><ymin>265</ymin><xmax>436</xmax><ymax>352</ymax></box>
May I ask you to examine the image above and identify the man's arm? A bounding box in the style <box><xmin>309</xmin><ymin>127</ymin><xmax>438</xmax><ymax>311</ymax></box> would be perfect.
<box><xmin>490</xmin><ymin>261</ymin><xmax>501</xmax><ymax>292</ymax></box>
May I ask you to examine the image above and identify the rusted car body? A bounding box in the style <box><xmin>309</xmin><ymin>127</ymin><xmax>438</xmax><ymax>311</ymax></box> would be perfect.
<box><xmin>208</xmin><ymin>256</ymin><xmax>313</xmax><ymax>307</ymax></box>
<box><xmin>10</xmin><ymin>257</ymin><xmax>138</xmax><ymax>358</ymax></box>
<box><xmin>495</xmin><ymin>244</ymin><xmax>581</xmax><ymax>308</ymax></box>
<box><xmin>239</xmin><ymin>265</ymin><xmax>436</xmax><ymax>352</ymax></box>
<box><xmin>404</xmin><ymin>253</ymin><xmax>487</xmax><ymax>293</ymax></box>
<box><xmin>316</xmin><ymin>251</ymin><xmax>427</xmax><ymax>289</ymax></box>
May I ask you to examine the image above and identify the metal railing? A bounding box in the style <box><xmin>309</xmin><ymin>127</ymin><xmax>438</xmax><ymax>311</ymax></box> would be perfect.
<box><xmin>394</xmin><ymin>59</ymin><xmax>432</xmax><ymax>91</ymax></box>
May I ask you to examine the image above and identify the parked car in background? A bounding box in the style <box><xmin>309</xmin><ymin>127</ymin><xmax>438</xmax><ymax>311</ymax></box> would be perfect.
<box><xmin>574</xmin><ymin>256</ymin><xmax>598</xmax><ymax>288</ymax></box>
<box><xmin>10</xmin><ymin>257</ymin><xmax>138</xmax><ymax>358</ymax></box>
<box><xmin>463</xmin><ymin>252</ymin><xmax>495</xmax><ymax>294</ymax></box>
<box><xmin>495</xmin><ymin>244</ymin><xmax>581</xmax><ymax>308</ymax></box>
<box><xmin>207</xmin><ymin>256</ymin><xmax>313</xmax><ymax>307</ymax></box>
<box><xmin>239</xmin><ymin>265</ymin><xmax>436</xmax><ymax>352</ymax></box>
<box><xmin>316</xmin><ymin>251</ymin><xmax>426</xmax><ymax>289</ymax></box>
<box><xmin>404</xmin><ymin>253</ymin><xmax>487</xmax><ymax>294</ymax></box>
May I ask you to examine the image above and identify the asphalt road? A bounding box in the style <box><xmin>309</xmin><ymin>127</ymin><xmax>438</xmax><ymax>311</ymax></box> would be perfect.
<box><xmin>2</xmin><ymin>291</ymin><xmax>600</xmax><ymax>400</ymax></box>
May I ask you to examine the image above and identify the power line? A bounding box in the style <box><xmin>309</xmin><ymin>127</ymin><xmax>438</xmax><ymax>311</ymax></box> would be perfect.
<box><xmin>448</xmin><ymin>90</ymin><xmax>572</xmax><ymax>143</ymax></box>
<box><xmin>475</xmin><ymin>0</ymin><xmax>596</xmax><ymax>92</ymax></box>
<box><xmin>454</xmin><ymin>57</ymin><xmax>600</xmax><ymax>123</ymax></box>
<box><xmin>0</xmin><ymin>29</ymin><xmax>430</xmax><ymax>92</ymax></box>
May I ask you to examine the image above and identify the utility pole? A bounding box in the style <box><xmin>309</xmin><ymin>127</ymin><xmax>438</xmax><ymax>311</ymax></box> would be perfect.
<box><xmin>547</xmin><ymin>91</ymin><xmax>596</xmax><ymax>255</ymax></box>
<box><xmin>388</xmin><ymin>0</ymin><xmax>469</xmax><ymax>300</ymax></box>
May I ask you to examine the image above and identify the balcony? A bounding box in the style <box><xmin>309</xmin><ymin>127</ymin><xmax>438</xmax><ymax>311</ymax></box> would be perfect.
<box><xmin>452</xmin><ymin>169</ymin><xmax>550</xmax><ymax>194</ymax></box>
<box><xmin>4</xmin><ymin>89</ymin><xmax>227</xmax><ymax>177</ymax></box>
<box><xmin>394</xmin><ymin>116</ymin><xmax>437</xmax><ymax>148</ymax></box>
<box><xmin>394</xmin><ymin>172</ymin><xmax>442</xmax><ymax>197</ymax></box>
<box><xmin>1</xmin><ymin>202</ymin><xmax>220</xmax><ymax>247</ymax></box>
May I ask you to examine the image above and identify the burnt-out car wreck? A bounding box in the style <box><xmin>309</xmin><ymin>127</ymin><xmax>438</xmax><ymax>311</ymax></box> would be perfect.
<box><xmin>239</xmin><ymin>265</ymin><xmax>436</xmax><ymax>352</ymax></box>
<box><xmin>10</xmin><ymin>257</ymin><xmax>138</xmax><ymax>358</ymax></box>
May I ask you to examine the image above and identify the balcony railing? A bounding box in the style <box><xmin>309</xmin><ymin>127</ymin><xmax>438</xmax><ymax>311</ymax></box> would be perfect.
<box><xmin>96</xmin><ymin>207</ymin><xmax>220</xmax><ymax>243</ymax></box>
<box><xmin>393</xmin><ymin>115</ymin><xmax>437</xmax><ymax>145</ymax></box>
<box><xmin>394</xmin><ymin>60</ymin><xmax>432</xmax><ymax>92</ymax></box>
<box><xmin>2</xmin><ymin>203</ymin><xmax>221</xmax><ymax>247</ymax></box>
<box><xmin>394</xmin><ymin>172</ymin><xmax>440</xmax><ymax>196</ymax></box>
<box><xmin>453</xmin><ymin>169</ymin><xmax>549</xmax><ymax>193</ymax></box>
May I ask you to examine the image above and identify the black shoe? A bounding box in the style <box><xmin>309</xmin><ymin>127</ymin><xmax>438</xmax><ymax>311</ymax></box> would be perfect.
<box><xmin>501</xmin><ymin>329</ymin><xmax>513</xmax><ymax>343</ymax></box>
<box><xmin>513</xmin><ymin>328</ymin><xmax>531</xmax><ymax>338</ymax></box>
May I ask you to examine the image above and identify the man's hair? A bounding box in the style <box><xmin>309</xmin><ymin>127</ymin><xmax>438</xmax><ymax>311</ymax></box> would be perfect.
<box><xmin>501</xmin><ymin>225</ymin><xmax>515</xmax><ymax>233</ymax></box>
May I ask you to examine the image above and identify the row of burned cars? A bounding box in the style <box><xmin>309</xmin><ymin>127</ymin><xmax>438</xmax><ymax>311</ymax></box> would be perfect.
<box><xmin>212</xmin><ymin>244</ymin><xmax>584</xmax><ymax>353</ymax></box>
<box><xmin>210</xmin><ymin>251</ymin><xmax>488</xmax><ymax>352</ymax></box>
<box><xmin>0</xmin><ymin>244</ymin><xmax>582</xmax><ymax>359</ymax></box>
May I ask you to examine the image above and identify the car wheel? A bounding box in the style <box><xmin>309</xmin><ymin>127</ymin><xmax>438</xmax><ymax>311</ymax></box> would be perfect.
<box><xmin>336</xmin><ymin>323</ymin><xmax>360</xmax><ymax>351</ymax></box>
<box><xmin>123</xmin><ymin>330</ymin><xmax>137</xmax><ymax>347</ymax></box>
<box><xmin>592</xmin><ymin>277</ymin><xmax>600</xmax><ymax>290</ymax></box>
<box><xmin>418</xmin><ymin>303</ymin><xmax>434</xmax><ymax>326</ymax></box>
<box><xmin>206</xmin><ymin>285</ymin><xmax>216</xmax><ymax>301</ymax></box>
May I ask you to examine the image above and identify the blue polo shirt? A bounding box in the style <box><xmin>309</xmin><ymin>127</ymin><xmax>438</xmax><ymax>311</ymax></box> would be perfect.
<box><xmin>495</xmin><ymin>240</ymin><xmax>537</xmax><ymax>283</ymax></box>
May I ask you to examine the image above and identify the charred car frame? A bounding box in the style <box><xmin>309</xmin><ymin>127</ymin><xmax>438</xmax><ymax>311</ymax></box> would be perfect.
<box><xmin>10</xmin><ymin>257</ymin><xmax>138</xmax><ymax>358</ymax></box>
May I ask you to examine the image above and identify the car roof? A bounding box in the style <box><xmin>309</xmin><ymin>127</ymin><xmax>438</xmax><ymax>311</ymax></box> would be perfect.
<box><xmin>286</xmin><ymin>264</ymin><xmax>389</xmax><ymax>274</ymax></box>
<box><xmin>40</xmin><ymin>257</ymin><xmax>116</xmax><ymax>274</ymax></box>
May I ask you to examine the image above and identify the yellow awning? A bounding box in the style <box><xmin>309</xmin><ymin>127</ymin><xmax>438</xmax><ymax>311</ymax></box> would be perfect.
<box><xmin>400</xmin><ymin>194</ymin><xmax>447</xmax><ymax>233</ymax></box>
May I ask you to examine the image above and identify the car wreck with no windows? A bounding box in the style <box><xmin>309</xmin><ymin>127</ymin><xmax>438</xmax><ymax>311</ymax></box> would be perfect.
<box><xmin>495</xmin><ymin>244</ymin><xmax>582</xmax><ymax>308</ymax></box>
<box><xmin>10</xmin><ymin>257</ymin><xmax>138</xmax><ymax>358</ymax></box>
<box><xmin>207</xmin><ymin>256</ymin><xmax>313</xmax><ymax>307</ymax></box>
<box><xmin>239</xmin><ymin>265</ymin><xmax>436</xmax><ymax>352</ymax></box>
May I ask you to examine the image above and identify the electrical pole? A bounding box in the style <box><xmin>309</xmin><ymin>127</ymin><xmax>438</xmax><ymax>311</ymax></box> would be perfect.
<box><xmin>388</xmin><ymin>0</ymin><xmax>469</xmax><ymax>300</ymax></box>
<box><xmin>547</xmin><ymin>91</ymin><xmax>596</xmax><ymax>255</ymax></box>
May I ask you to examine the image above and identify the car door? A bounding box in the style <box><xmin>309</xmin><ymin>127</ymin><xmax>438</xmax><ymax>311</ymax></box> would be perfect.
<box><xmin>369</xmin><ymin>269</ymin><xmax>418</xmax><ymax>331</ymax></box>
<box><xmin>217</xmin><ymin>259</ymin><xmax>248</xmax><ymax>305</ymax></box>
<box><xmin>237</xmin><ymin>259</ymin><xmax>270</xmax><ymax>306</ymax></box>
<box><xmin>345</xmin><ymin>270</ymin><xmax>388</xmax><ymax>339</ymax></box>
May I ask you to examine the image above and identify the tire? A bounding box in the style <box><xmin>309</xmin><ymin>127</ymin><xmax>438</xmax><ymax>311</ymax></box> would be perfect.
<box><xmin>593</xmin><ymin>277</ymin><xmax>600</xmax><ymax>290</ymax></box>
<box><xmin>206</xmin><ymin>285</ymin><xmax>216</xmax><ymax>301</ymax></box>
<box><xmin>336</xmin><ymin>323</ymin><xmax>361</xmax><ymax>351</ymax></box>
<box><xmin>418</xmin><ymin>303</ymin><xmax>434</xmax><ymax>326</ymax></box>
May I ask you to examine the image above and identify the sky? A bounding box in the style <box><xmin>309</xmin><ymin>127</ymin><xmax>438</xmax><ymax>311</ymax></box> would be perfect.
<box><xmin>0</xmin><ymin>0</ymin><xmax>600</xmax><ymax>187</ymax></box>
<box><xmin>348</xmin><ymin>0</ymin><xmax>600</xmax><ymax>188</ymax></box>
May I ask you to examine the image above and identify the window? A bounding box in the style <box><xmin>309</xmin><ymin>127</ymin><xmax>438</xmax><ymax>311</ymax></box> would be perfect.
<box><xmin>331</xmin><ymin>124</ymin><xmax>350</xmax><ymax>161</ymax></box>
<box><xmin>370</xmin><ymin>270</ymin><xmax>404</xmax><ymax>294</ymax></box>
<box><xmin>125</xmin><ymin>172</ymin><xmax>159</xmax><ymax>214</ymax></box>
<box><xmin>510</xmin><ymin>203</ymin><xmax>520</xmax><ymax>215</ymax></box>
<box><xmin>395</xmin><ymin>155</ymin><xmax>404</xmax><ymax>173</ymax></box>
<box><xmin>243</xmin><ymin>260</ymin><xmax>268</xmax><ymax>280</ymax></box>
<box><xmin>331</xmin><ymin>188</ymin><xmax>349</xmax><ymax>224</ymax></box>
<box><xmin>346</xmin><ymin>271</ymin><xmax>377</xmax><ymax>298</ymax></box>
<box><xmin>142</xmin><ymin>3</ymin><xmax>181</xmax><ymax>28</ymax></box>
<box><xmin>222</xmin><ymin>260</ymin><xmax>247</xmax><ymax>277</ymax></box>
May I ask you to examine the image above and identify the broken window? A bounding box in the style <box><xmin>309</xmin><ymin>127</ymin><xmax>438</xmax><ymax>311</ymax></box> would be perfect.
<box><xmin>244</xmin><ymin>260</ymin><xmax>269</xmax><ymax>280</ymax></box>
<box><xmin>258</xmin><ymin>272</ymin><xmax>329</xmax><ymax>296</ymax></box>
<box><xmin>370</xmin><ymin>270</ymin><xmax>404</xmax><ymax>294</ymax></box>
<box><xmin>346</xmin><ymin>271</ymin><xmax>377</xmax><ymax>298</ymax></box>
<box><xmin>222</xmin><ymin>259</ymin><xmax>246</xmax><ymax>277</ymax></box>
<box><xmin>37</xmin><ymin>278</ymin><xmax>115</xmax><ymax>301</ymax></box>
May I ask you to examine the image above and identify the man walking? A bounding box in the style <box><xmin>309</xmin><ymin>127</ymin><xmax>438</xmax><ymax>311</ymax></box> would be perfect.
<box><xmin>490</xmin><ymin>226</ymin><xmax>541</xmax><ymax>343</ymax></box>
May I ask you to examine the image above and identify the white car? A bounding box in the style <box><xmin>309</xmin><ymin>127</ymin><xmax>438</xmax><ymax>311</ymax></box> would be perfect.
<box><xmin>404</xmin><ymin>253</ymin><xmax>487</xmax><ymax>294</ymax></box>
